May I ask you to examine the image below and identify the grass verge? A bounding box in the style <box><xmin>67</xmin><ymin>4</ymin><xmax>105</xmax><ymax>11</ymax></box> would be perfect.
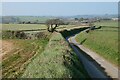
<box><xmin>22</xmin><ymin>32</ymin><xmax>90</xmax><ymax>78</ymax></box>
<box><xmin>75</xmin><ymin>27</ymin><xmax>118</xmax><ymax>66</ymax></box>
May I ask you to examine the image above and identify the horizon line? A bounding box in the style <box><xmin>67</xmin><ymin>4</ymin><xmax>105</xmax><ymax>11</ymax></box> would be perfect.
<box><xmin>1</xmin><ymin>14</ymin><xmax>118</xmax><ymax>16</ymax></box>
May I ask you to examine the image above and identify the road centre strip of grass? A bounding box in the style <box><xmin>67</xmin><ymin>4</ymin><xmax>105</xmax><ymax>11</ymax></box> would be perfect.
<box><xmin>22</xmin><ymin>32</ymin><xmax>90</xmax><ymax>78</ymax></box>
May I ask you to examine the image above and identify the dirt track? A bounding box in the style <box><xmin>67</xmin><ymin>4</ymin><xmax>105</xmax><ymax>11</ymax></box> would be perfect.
<box><xmin>0</xmin><ymin>40</ymin><xmax>14</xmax><ymax>59</ymax></box>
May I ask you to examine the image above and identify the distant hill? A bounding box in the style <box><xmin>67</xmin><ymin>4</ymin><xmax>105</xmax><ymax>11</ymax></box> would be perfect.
<box><xmin>1</xmin><ymin>14</ymin><xmax>117</xmax><ymax>24</ymax></box>
<box><xmin>62</xmin><ymin>14</ymin><xmax>117</xmax><ymax>19</ymax></box>
<box><xmin>1</xmin><ymin>16</ymin><xmax>55</xmax><ymax>24</ymax></box>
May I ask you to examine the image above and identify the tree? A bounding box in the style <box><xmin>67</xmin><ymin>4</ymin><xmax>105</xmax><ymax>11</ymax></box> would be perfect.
<box><xmin>79</xmin><ymin>18</ymin><xmax>84</xmax><ymax>21</ymax></box>
<box><xmin>74</xmin><ymin>18</ymin><xmax>79</xmax><ymax>21</ymax></box>
<box><xmin>26</xmin><ymin>21</ymin><xmax>31</xmax><ymax>24</ymax></box>
<box><xmin>13</xmin><ymin>31</ymin><xmax>26</xmax><ymax>39</ymax></box>
<box><xmin>46</xmin><ymin>19</ymin><xmax>64</xmax><ymax>32</ymax></box>
<box><xmin>34</xmin><ymin>20</ymin><xmax>39</xmax><ymax>24</ymax></box>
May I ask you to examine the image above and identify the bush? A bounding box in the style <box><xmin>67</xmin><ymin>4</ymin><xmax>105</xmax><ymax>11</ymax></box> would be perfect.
<box><xmin>2</xmin><ymin>30</ymin><xmax>27</xmax><ymax>39</ymax></box>
<box><xmin>35</xmin><ymin>31</ymin><xmax>51</xmax><ymax>40</ymax></box>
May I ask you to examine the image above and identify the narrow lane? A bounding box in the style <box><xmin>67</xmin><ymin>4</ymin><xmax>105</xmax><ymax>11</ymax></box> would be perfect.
<box><xmin>66</xmin><ymin>33</ymin><xmax>119</xmax><ymax>79</ymax></box>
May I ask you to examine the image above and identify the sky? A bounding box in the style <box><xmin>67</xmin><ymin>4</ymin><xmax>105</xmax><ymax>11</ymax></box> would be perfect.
<box><xmin>1</xmin><ymin>0</ymin><xmax>119</xmax><ymax>2</ymax></box>
<box><xmin>2</xmin><ymin>2</ymin><xmax>118</xmax><ymax>16</ymax></box>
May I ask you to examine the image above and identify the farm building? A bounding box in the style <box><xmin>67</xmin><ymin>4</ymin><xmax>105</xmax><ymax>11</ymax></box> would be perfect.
<box><xmin>111</xmin><ymin>18</ymin><xmax>118</xmax><ymax>21</ymax></box>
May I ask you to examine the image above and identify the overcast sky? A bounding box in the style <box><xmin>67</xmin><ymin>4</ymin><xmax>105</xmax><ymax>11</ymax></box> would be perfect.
<box><xmin>2</xmin><ymin>2</ymin><xmax>118</xmax><ymax>16</ymax></box>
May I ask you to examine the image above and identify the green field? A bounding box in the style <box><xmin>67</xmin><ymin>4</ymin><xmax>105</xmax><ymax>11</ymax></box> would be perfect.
<box><xmin>1</xmin><ymin>24</ymin><xmax>87</xmax><ymax>31</ymax></box>
<box><xmin>1</xmin><ymin>16</ymin><xmax>53</xmax><ymax>24</ymax></box>
<box><xmin>18</xmin><ymin>16</ymin><xmax>51</xmax><ymax>23</ymax></box>
<box><xmin>76</xmin><ymin>20</ymin><xmax>118</xmax><ymax>66</ymax></box>
<box><xmin>2</xmin><ymin>24</ymin><xmax>47</xmax><ymax>31</ymax></box>
<box><xmin>95</xmin><ymin>20</ymin><xmax>118</xmax><ymax>27</ymax></box>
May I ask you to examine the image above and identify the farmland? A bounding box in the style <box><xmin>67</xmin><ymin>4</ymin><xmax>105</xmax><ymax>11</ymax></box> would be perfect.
<box><xmin>1</xmin><ymin>2</ymin><xmax>119</xmax><ymax>79</ymax></box>
<box><xmin>17</xmin><ymin>16</ymin><xmax>52</xmax><ymax>23</ymax></box>
<box><xmin>1</xmin><ymin>20</ymin><xmax>119</xmax><ymax>79</ymax></box>
<box><xmin>2</xmin><ymin>24</ymin><xmax>88</xmax><ymax>31</ymax></box>
<box><xmin>1</xmin><ymin>16</ymin><xmax>53</xmax><ymax>24</ymax></box>
<box><xmin>2</xmin><ymin>23</ymin><xmax>90</xmax><ymax>78</ymax></box>
<box><xmin>2</xmin><ymin>24</ymin><xmax>47</xmax><ymax>31</ymax></box>
<box><xmin>76</xmin><ymin>20</ymin><xmax>118</xmax><ymax>66</ymax></box>
<box><xmin>2</xmin><ymin>31</ymin><xmax>50</xmax><ymax>78</ymax></box>
<box><xmin>95</xmin><ymin>20</ymin><xmax>118</xmax><ymax>27</ymax></box>
<box><xmin>22</xmin><ymin>32</ymin><xmax>89</xmax><ymax>78</ymax></box>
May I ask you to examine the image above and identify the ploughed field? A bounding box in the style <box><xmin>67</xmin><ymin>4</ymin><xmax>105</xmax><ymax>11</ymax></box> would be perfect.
<box><xmin>2</xmin><ymin>32</ymin><xmax>50</xmax><ymax>78</ymax></box>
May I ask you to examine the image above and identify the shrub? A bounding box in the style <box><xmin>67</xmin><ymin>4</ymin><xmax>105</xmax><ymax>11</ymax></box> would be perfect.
<box><xmin>2</xmin><ymin>30</ymin><xmax>27</xmax><ymax>39</ymax></box>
